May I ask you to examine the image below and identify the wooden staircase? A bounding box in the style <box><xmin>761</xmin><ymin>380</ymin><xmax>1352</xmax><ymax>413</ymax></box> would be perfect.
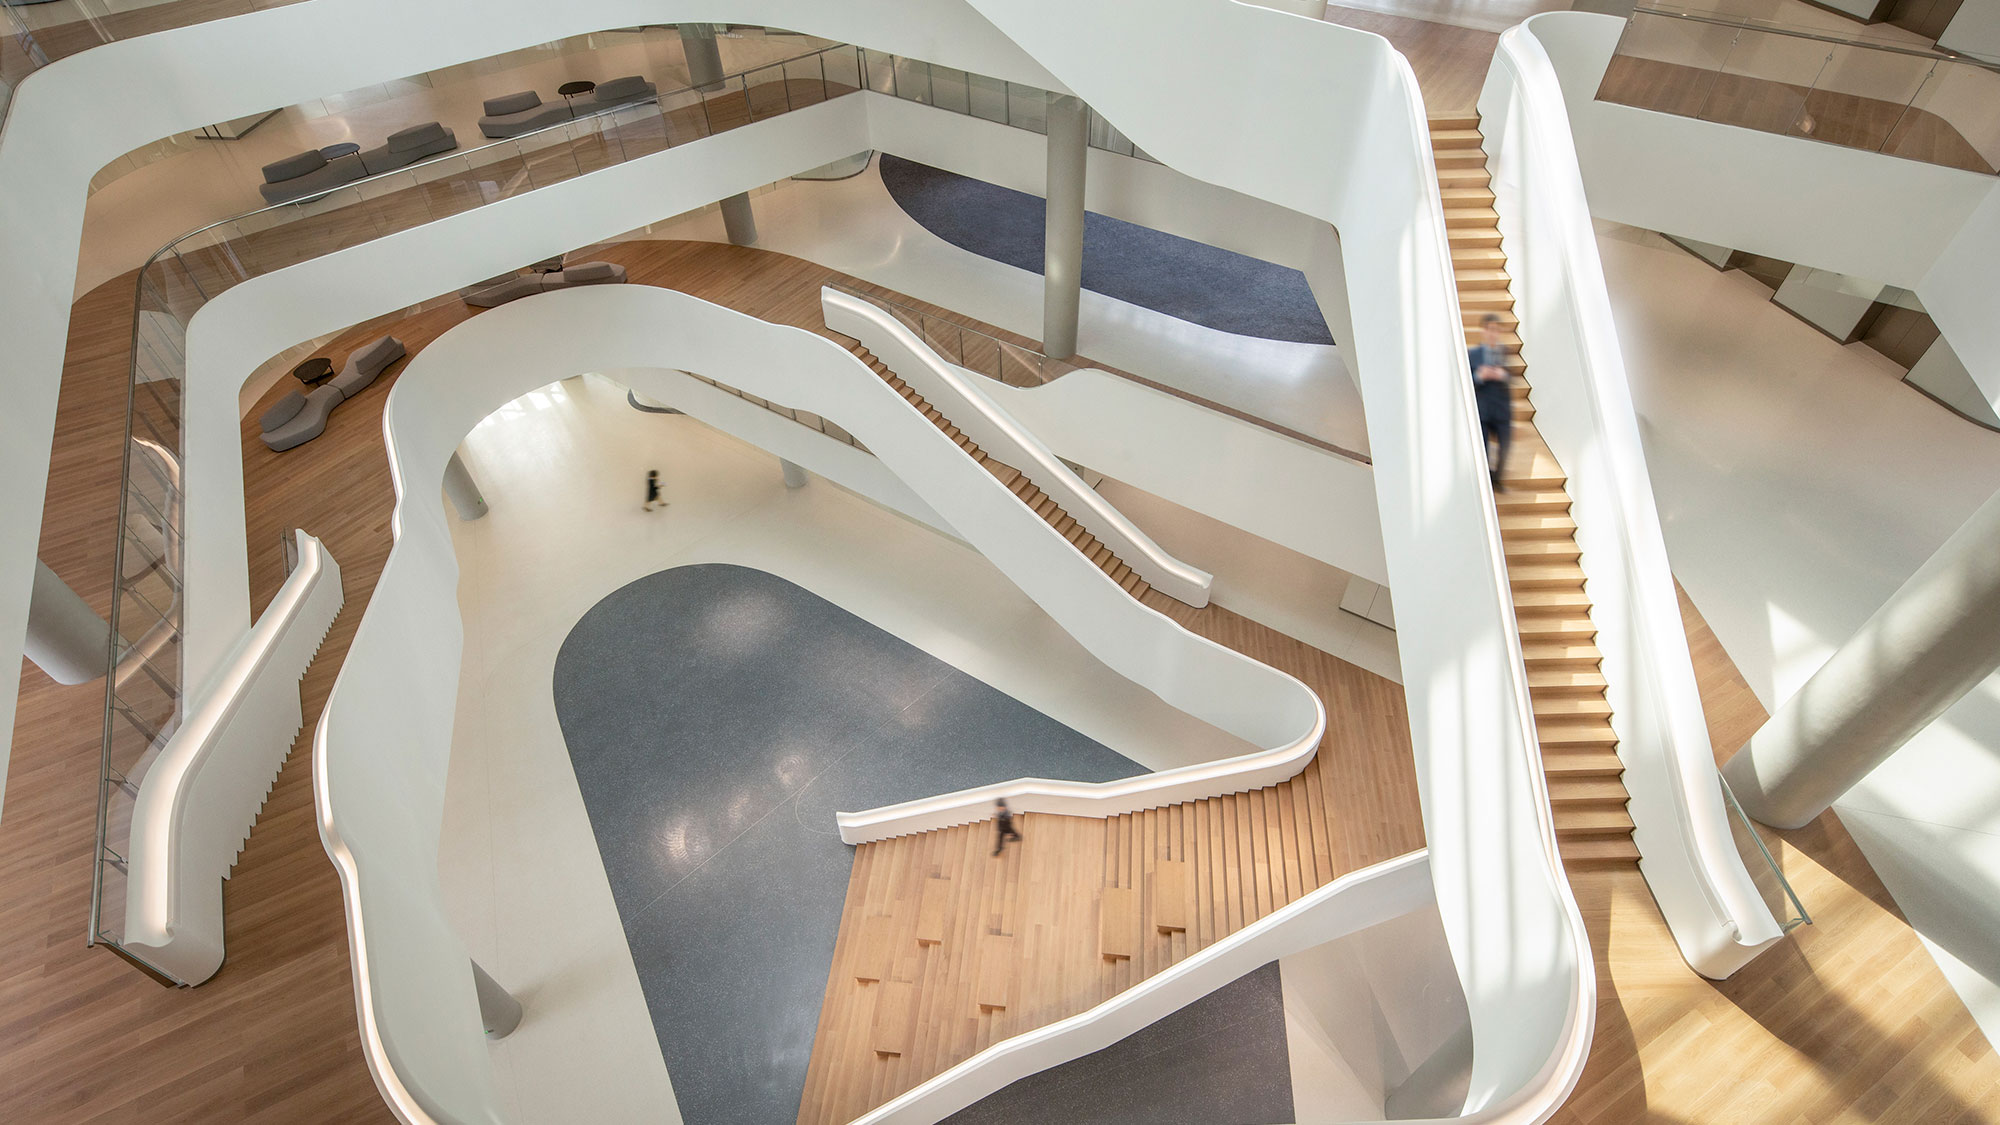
<box><xmin>1428</xmin><ymin>114</ymin><xmax>1640</xmax><ymax>868</ymax></box>
<box><xmin>842</xmin><ymin>340</ymin><xmax>1152</xmax><ymax>600</ymax></box>
<box><xmin>797</xmin><ymin>730</ymin><xmax>1362</xmax><ymax>1124</ymax></box>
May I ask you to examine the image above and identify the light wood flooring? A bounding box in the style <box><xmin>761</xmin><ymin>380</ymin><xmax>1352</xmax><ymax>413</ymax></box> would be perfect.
<box><xmin>11</xmin><ymin>209</ymin><xmax>2000</xmax><ymax>1124</ymax></box>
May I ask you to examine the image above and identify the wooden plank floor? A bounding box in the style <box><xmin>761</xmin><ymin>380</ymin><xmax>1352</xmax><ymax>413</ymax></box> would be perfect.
<box><xmin>1553</xmin><ymin>588</ymin><xmax>2000</xmax><ymax>1123</ymax></box>
<box><xmin>796</xmin><ymin>593</ymin><xmax>1423</xmax><ymax>1125</ymax></box>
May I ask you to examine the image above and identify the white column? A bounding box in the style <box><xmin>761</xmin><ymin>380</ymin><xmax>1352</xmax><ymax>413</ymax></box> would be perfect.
<box><xmin>1723</xmin><ymin>485</ymin><xmax>2000</xmax><ymax>828</ymax></box>
<box><xmin>1042</xmin><ymin>93</ymin><xmax>1087</xmax><ymax>360</ymax></box>
<box><xmin>442</xmin><ymin>452</ymin><xmax>489</xmax><ymax>522</ymax></box>
<box><xmin>471</xmin><ymin>960</ymin><xmax>522</xmax><ymax>1039</ymax></box>
<box><xmin>781</xmin><ymin>459</ymin><xmax>809</xmax><ymax>489</ymax></box>
<box><xmin>26</xmin><ymin>558</ymin><xmax>108</xmax><ymax>685</ymax></box>
<box><xmin>680</xmin><ymin>23</ymin><xmax>757</xmax><ymax>246</ymax></box>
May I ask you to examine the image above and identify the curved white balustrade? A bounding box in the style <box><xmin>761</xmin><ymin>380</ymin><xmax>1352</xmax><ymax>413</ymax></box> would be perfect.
<box><xmin>121</xmin><ymin>529</ymin><xmax>342</xmax><ymax>984</ymax></box>
<box><xmin>318</xmin><ymin>282</ymin><xmax>1330</xmax><ymax>1122</ymax></box>
<box><xmin>1478</xmin><ymin>25</ymin><xmax>1785</xmax><ymax>979</ymax></box>
<box><xmin>824</xmin><ymin>290</ymin><xmax>1215</xmax><ymax>605</ymax></box>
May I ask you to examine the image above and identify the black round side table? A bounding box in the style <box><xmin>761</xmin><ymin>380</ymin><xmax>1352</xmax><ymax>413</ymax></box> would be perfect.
<box><xmin>558</xmin><ymin>80</ymin><xmax>597</xmax><ymax>116</ymax></box>
<box><xmin>292</xmin><ymin>357</ymin><xmax>336</xmax><ymax>386</ymax></box>
<box><xmin>318</xmin><ymin>142</ymin><xmax>361</xmax><ymax>160</ymax></box>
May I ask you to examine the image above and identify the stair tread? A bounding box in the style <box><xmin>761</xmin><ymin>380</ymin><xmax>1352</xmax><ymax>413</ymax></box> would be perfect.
<box><xmin>1547</xmin><ymin>776</ymin><xmax>1631</xmax><ymax>802</ymax></box>
<box><xmin>1560</xmin><ymin>836</ymin><xmax>1642</xmax><ymax>863</ymax></box>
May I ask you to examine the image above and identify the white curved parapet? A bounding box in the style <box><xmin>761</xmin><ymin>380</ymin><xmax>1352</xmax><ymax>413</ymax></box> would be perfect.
<box><xmin>121</xmin><ymin>529</ymin><xmax>342</xmax><ymax>984</ymax></box>
<box><xmin>855</xmin><ymin>851</ymin><xmax>1435</xmax><ymax>1124</ymax></box>
<box><xmin>313</xmin><ymin>282</ymin><xmax>1326</xmax><ymax>1122</ymax></box>
<box><xmin>823</xmin><ymin>287</ymin><xmax>1216</xmax><ymax>608</ymax></box>
<box><xmin>1478</xmin><ymin>24</ymin><xmax>1786</xmax><ymax>978</ymax></box>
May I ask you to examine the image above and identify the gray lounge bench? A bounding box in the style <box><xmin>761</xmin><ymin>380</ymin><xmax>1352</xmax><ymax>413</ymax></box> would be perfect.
<box><xmin>358</xmin><ymin>121</ymin><xmax>458</xmax><ymax>176</ymax></box>
<box><xmin>591</xmin><ymin>75</ymin><xmax>658</xmax><ymax>110</ymax></box>
<box><xmin>458</xmin><ymin>261</ymin><xmax>629</xmax><ymax>308</ymax></box>
<box><xmin>258</xmin><ymin>148</ymin><xmax>368</xmax><ymax>205</ymax></box>
<box><xmin>477</xmin><ymin>90</ymin><xmax>574</xmax><ymax>138</ymax></box>
<box><xmin>259</xmin><ymin>335</ymin><xmax>407</xmax><ymax>451</ymax></box>
<box><xmin>260</xmin><ymin>121</ymin><xmax>455</xmax><ymax>204</ymax></box>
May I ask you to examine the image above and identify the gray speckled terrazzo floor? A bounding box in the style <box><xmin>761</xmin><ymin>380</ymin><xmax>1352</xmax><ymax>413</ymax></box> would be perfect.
<box><xmin>553</xmin><ymin>564</ymin><xmax>1293</xmax><ymax>1124</ymax></box>
<box><xmin>942</xmin><ymin>962</ymin><xmax>1295</xmax><ymax>1125</ymax></box>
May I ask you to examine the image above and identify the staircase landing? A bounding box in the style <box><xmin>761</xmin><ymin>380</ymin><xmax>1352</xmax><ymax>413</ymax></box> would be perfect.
<box><xmin>796</xmin><ymin>596</ymin><xmax>1422</xmax><ymax>1124</ymax></box>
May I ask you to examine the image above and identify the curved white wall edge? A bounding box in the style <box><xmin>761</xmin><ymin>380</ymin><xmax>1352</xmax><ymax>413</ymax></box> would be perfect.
<box><xmin>954</xmin><ymin>0</ymin><xmax>1594</xmax><ymax>1117</ymax></box>
<box><xmin>0</xmin><ymin>0</ymin><xmax>1068</xmax><ymax>816</ymax></box>
<box><xmin>120</xmin><ymin>529</ymin><xmax>342</xmax><ymax>985</ymax></box>
<box><xmin>823</xmin><ymin>287</ymin><xmax>1215</xmax><ymax>606</ymax></box>
<box><xmin>316</xmin><ymin>282</ymin><xmax>1331</xmax><ymax>1121</ymax></box>
<box><xmin>852</xmin><ymin>850</ymin><xmax>1434</xmax><ymax>1124</ymax></box>
<box><xmin>1479</xmin><ymin>26</ymin><xmax>1785</xmax><ymax>979</ymax></box>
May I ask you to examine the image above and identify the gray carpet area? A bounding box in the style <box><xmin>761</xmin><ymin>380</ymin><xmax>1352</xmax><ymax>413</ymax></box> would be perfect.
<box><xmin>878</xmin><ymin>153</ymin><xmax>1334</xmax><ymax>346</ymax></box>
<box><xmin>942</xmin><ymin>961</ymin><xmax>1296</xmax><ymax>1125</ymax></box>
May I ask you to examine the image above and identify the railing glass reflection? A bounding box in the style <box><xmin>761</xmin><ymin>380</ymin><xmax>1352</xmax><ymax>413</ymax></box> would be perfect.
<box><xmin>1597</xmin><ymin>4</ymin><xmax>2000</xmax><ymax>174</ymax></box>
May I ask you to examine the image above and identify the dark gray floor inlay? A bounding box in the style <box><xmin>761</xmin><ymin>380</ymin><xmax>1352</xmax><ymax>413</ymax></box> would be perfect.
<box><xmin>943</xmin><ymin>961</ymin><xmax>1295</xmax><ymax>1125</ymax></box>
<box><xmin>878</xmin><ymin>153</ymin><xmax>1334</xmax><ymax>346</ymax></box>
<box><xmin>553</xmin><ymin>564</ymin><xmax>1153</xmax><ymax>1125</ymax></box>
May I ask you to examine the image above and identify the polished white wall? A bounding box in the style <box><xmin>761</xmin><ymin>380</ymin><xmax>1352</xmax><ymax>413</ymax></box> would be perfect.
<box><xmin>1479</xmin><ymin>26</ymin><xmax>1784</xmax><ymax>978</ymax></box>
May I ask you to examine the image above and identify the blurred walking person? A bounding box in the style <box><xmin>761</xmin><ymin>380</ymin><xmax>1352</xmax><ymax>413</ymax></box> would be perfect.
<box><xmin>992</xmin><ymin>798</ymin><xmax>1022</xmax><ymax>856</ymax></box>
<box><xmin>1470</xmin><ymin>313</ymin><xmax>1513</xmax><ymax>491</ymax></box>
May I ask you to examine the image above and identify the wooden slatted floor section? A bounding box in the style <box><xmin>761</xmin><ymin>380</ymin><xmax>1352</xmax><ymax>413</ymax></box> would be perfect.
<box><xmin>1429</xmin><ymin>113</ymin><xmax>1639</xmax><ymax>867</ymax></box>
<box><xmin>795</xmin><ymin>357</ymin><xmax>1422</xmax><ymax>1123</ymax></box>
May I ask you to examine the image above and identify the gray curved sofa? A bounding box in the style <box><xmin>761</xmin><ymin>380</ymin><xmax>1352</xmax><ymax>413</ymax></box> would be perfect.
<box><xmin>358</xmin><ymin>121</ymin><xmax>458</xmax><ymax>176</ymax></box>
<box><xmin>477</xmin><ymin>90</ymin><xmax>573</xmax><ymax>139</ymax></box>
<box><xmin>478</xmin><ymin>76</ymin><xmax>659</xmax><ymax>139</ymax></box>
<box><xmin>257</xmin><ymin>148</ymin><xmax>367</xmax><ymax>205</ymax></box>
<box><xmin>258</xmin><ymin>122</ymin><xmax>457</xmax><ymax>205</ymax></box>
<box><xmin>259</xmin><ymin>335</ymin><xmax>407</xmax><ymax>451</ymax></box>
<box><xmin>591</xmin><ymin>75</ymin><xmax>659</xmax><ymax>110</ymax></box>
<box><xmin>458</xmin><ymin>261</ymin><xmax>628</xmax><ymax>308</ymax></box>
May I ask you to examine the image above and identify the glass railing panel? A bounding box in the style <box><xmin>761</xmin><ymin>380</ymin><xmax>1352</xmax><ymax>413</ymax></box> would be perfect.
<box><xmin>860</xmin><ymin>47</ymin><xmax>897</xmax><ymax>96</ymax></box>
<box><xmin>821</xmin><ymin>45</ymin><xmax>862</xmax><ymax>97</ymax></box>
<box><xmin>966</xmin><ymin>73</ymin><xmax>1009</xmax><ymax>124</ymax></box>
<box><xmin>1698</xmin><ymin>26</ymin><xmax>1825</xmax><ymax>134</ymax></box>
<box><xmin>743</xmin><ymin>62</ymin><xmax>793</xmax><ymax>121</ymax></box>
<box><xmin>1719</xmin><ymin>777</ymin><xmax>1811</xmax><ymax>933</ymax></box>
<box><xmin>928</xmin><ymin>65</ymin><xmax>972</xmax><ymax>116</ymax></box>
<box><xmin>891</xmin><ymin>56</ymin><xmax>933</xmax><ymax>106</ymax></box>
<box><xmin>1800</xmin><ymin>45</ymin><xmax>1935</xmax><ymax>152</ymax></box>
<box><xmin>1889</xmin><ymin>58</ymin><xmax>1998</xmax><ymax>172</ymax></box>
<box><xmin>1006</xmin><ymin>83</ymin><xmax>1049</xmax><ymax>133</ymax></box>
<box><xmin>1598</xmin><ymin>5</ymin><xmax>2000</xmax><ymax>173</ymax></box>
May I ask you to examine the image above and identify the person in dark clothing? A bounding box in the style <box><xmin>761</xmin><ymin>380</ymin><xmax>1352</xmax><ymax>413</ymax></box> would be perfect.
<box><xmin>1469</xmin><ymin>312</ymin><xmax>1513</xmax><ymax>491</ymax></box>
<box><xmin>643</xmin><ymin>468</ymin><xmax>664</xmax><ymax>512</ymax></box>
<box><xmin>992</xmin><ymin>798</ymin><xmax>1022</xmax><ymax>856</ymax></box>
